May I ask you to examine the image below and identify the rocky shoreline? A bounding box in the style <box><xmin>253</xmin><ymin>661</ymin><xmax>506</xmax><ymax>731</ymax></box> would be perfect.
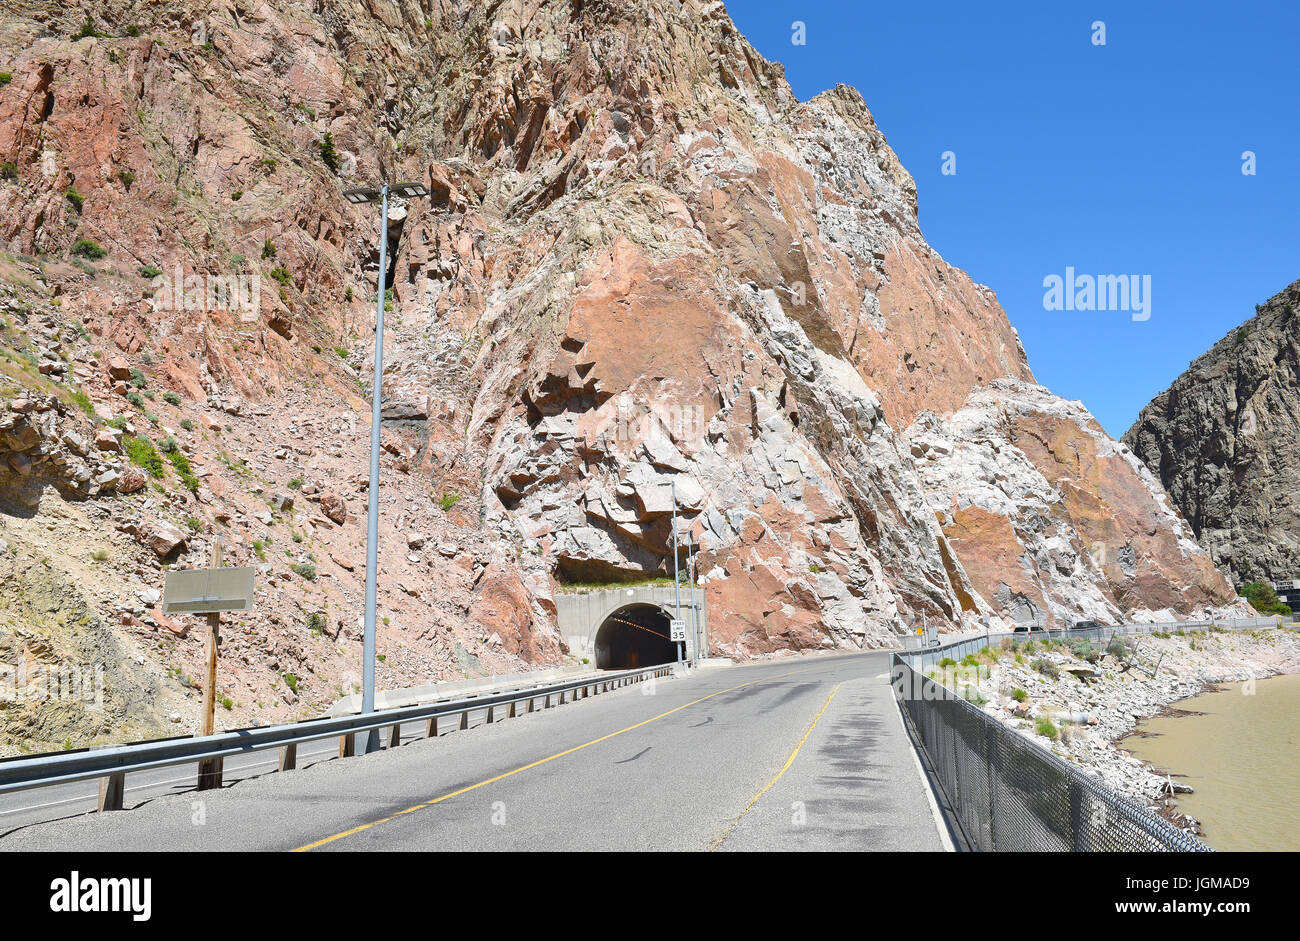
<box><xmin>941</xmin><ymin>627</ymin><xmax>1300</xmax><ymax>834</ymax></box>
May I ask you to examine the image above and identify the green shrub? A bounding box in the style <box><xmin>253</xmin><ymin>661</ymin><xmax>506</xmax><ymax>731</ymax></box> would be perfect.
<box><xmin>937</xmin><ymin>657</ymin><xmax>956</xmax><ymax>668</ymax></box>
<box><xmin>168</xmin><ymin>450</ymin><xmax>199</xmax><ymax>494</ymax></box>
<box><xmin>291</xmin><ymin>561</ymin><xmax>316</xmax><ymax>580</ymax></box>
<box><xmin>1035</xmin><ymin>718</ymin><xmax>1059</xmax><ymax>741</ymax></box>
<box><xmin>1106</xmin><ymin>637</ymin><xmax>1130</xmax><ymax>659</ymax></box>
<box><xmin>318</xmin><ymin>132</ymin><xmax>340</xmax><ymax>174</ymax></box>
<box><xmin>124</xmin><ymin>390</ymin><xmax>144</xmax><ymax>408</ymax></box>
<box><xmin>283</xmin><ymin>673</ymin><xmax>299</xmax><ymax>694</ymax></box>
<box><xmin>1032</xmin><ymin>658</ymin><xmax>1059</xmax><ymax>680</ymax></box>
<box><xmin>163</xmin><ymin>391</ymin><xmax>181</xmax><ymax>405</ymax></box>
<box><xmin>220</xmin><ymin>695</ymin><xmax>233</xmax><ymax>710</ymax></box>
<box><xmin>179</xmin><ymin>418</ymin><xmax>195</xmax><ymax>431</ymax></box>
<box><xmin>287</xmin><ymin>475</ymin><xmax>304</xmax><ymax>490</ymax></box>
<box><xmin>1240</xmin><ymin>580</ymin><xmax>1292</xmax><ymax>616</ymax></box>
<box><xmin>158</xmin><ymin>435</ymin><xmax>178</xmax><ymax>453</ymax></box>
<box><xmin>71</xmin><ymin>239</ymin><xmax>105</xmax><ymax>259</ymax></box>
<box><xmin>139</xmin><ymin>264</ymin><xmax>162</xmax><ymax>279</ymax></box>
<box><xmin>69</xmin><ymin>388</ymin><xmax>97</xmax><ymax>419</ymax></box>
<box><xmin>269</xmin><ymin>266</ymin><xmax>291</xmax><ymax>286</ymax></box>
<box><xmin>1067</xmin><ymin>639</ymin><xmax>1100</xmax><ymax>663</ymax></box>
<box><xmin>438</xmin><ymin>491</ymin><xmax>460</xmax><ymax>512</ymax></box>
<box><xmin>231</xmin><ymin>190</ymin><xmax>243</xmax><ymax>201</ymax></box>
<box><xmin>1011</xmin><ymin>688</ymin><xmax>1028</xmax><ymax>703</ymax></box>
<box><xmin>122</xmin><ymin>434</ymin><xmax>165</xmax><ymax>478</ymax></box>
<box><xmin>71</xmin><ymin>16</ymin><xmax>103</xmax><ymax>40</ymax></box>
<box><xmin>117</xmin><ymin>169</ymin><xmax>135</xmax><ymax>189</ymax></box>
<box><xmin>261</xmin><ymin>239</ymin><xmax>276</xmax><ymax>259</ymax></box>
<box><xmin>0</xmin><ymin>72</ymin><xmax>12</xmax><ymax>87</ymax></box>
<box><xmin>183</xmin><ymin>516</ymin><xmax>203</xmax><ymax>533</ymax></box>
<box><xmin>252</xmin><ymin>539</ymin><xmax>266</xmax><ymax>560</ymax></box>
<box><xmin>0</xmin><ymin>162</ymin><xmax>16</xmax><ymax>181</ymax></box>
<box><xmin>66</xmin><ymin>189</ymin><xmax>85</xmax><ymax>213</ymax></box>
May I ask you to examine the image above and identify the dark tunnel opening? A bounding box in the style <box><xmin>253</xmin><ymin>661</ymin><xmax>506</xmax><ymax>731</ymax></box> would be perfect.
<box><xmin>594</xmin><ymin>604</ymin><xmax>678</xmax><ymax>670</ymax></box>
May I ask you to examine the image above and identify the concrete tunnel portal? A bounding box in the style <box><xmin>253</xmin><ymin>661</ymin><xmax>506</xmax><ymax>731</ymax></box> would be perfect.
<box><xmin>593</xmin><ymin>603</ymin><xmax>678</xmax><ymax>670</ymax></box>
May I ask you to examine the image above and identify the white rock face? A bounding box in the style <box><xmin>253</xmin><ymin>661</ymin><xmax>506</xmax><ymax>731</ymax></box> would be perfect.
<box><xmin>905</xmin><ymin>380</ymin><xmax>1249</xmax><ymax>627</ymax></box>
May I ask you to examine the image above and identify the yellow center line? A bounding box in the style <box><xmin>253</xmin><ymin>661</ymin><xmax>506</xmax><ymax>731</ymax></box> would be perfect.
<box><xmin>709</xmin><ymin>682</ymin><xmax>842</xmax><ymax>851</ymax></box>
<box><xmin>291</xmin><ymin>664</ymin><xmax>821</xmax><ymax>852</ymax></box>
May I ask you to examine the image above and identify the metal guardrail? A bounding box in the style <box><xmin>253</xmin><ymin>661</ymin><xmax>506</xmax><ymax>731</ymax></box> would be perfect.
<box><xmin>0</xmin><ymin>664</ymin><xmax>675</xmax><ymax>810</ymax></box>
<box><xmin>892</xmin><ymin>634</ymin><xmax>1213</xmax><ymax>852</ymax></box>
<box><xmin>903</xmin><ymin>616</ymin><xmax>1284</xmax><ymax>674</ymax></box>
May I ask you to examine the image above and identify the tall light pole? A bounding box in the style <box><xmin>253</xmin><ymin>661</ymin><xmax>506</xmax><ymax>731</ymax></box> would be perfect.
<box><xmin>687</xmin><ymin>535</ymin><xmax>700</xmax><ymax>666</ymax></box>
<box><xmin>343</xmin><ymin>181</ymin><xmax>428</xmax><ymax>752</ymax></box>
<box><xmin>670</xmin><ymin>479</ymin><xmax>683</xmax><ymax>664</ymax></box>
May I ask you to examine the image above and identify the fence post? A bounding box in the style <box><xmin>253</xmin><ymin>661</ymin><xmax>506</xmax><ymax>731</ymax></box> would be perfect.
<box><xmin>984</xmin><ymin>719</ymin><xmax>998</xmax><ymax>852</ymax></box>
<box><xmin>1069</xmin><ymin>779</ymin><xmax>1087</xmax><ymax>852</ymax></box>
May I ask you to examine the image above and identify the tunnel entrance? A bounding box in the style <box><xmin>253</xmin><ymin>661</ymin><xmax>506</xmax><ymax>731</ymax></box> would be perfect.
<box><xmin>594</xmin><ymin>604</ymin><xmax>678</xmax><ymax>670</ymax></box>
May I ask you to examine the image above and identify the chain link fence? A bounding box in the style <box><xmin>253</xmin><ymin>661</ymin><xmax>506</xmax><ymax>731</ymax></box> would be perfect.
<box><xmin>892</xmin><ymin>652</ymin><xmax>1211</xmax><ymax>851</ymax></box>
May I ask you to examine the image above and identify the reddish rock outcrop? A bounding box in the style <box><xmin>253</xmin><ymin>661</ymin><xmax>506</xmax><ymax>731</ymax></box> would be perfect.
<box><xmin>0</xmin><ymin>0</ymin><xmax>1246</xmax><ymax>753</ymax></box>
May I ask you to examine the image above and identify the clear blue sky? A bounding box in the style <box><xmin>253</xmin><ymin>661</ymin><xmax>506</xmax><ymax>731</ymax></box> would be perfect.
<box><xmin>727</xmin><ymin>1</ymin><xmax>1300</xmax><ymax>435</ymax></box>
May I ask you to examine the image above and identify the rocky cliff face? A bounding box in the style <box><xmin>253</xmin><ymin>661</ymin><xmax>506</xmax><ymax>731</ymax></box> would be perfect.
<box><xmin>1124</xmin><ymin>279</ymin><xmax>1300</xmax><ymax>582</ymax></box>
<box><xmin>0</xmin><ymin>0</ymin><xmax>1244</xmax><ymax>748</ymax></box>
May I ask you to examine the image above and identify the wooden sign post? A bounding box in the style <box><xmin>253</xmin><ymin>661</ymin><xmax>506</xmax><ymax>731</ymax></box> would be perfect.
<box><xmin>197</xmin><ymin>536</ymin><xmax>224</xmax><ymax>791</ymax></box>
<box><xmin>160</xmin><ymin>535</ymin><xmax>255</xmax><ymax>794</ymax></box>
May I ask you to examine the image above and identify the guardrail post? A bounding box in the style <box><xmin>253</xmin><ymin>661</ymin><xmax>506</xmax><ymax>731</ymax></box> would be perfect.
<box><xmin>97</xmin><ymin>772</ymin><xmax>125</xmax><ymax>812</ymax></box>
<box><xmin>426</xmin><ymin>716</ymin><xmax>439</xmax><ymax>738</ymax></box>
<box><xmin>279</xmin><ymin>743</ymin><xmax>297</xmax><ymax>772</ymax></box>
<box><xmin>339</xmin><ymin>733</ymin><xmax>355</xmax><ymax>758</ymax></box>
<box><xmin>197</xmin><ymin>757</ymin><xmax>223</xmax><ymax>792</ymax></box>
<box><xmin>459</xmin><ymin>710</ymin><xmax>470</xmax><ymax>730</ymax></box>
<box><xmin>487</xmin><ymin>704</ymin><xmax>499</xmax><ymax>723</ymax></box>
<box><xmin>388</xmin><ymin>723</ymin><xmax>402</xmax><ymax>748</ymax></box>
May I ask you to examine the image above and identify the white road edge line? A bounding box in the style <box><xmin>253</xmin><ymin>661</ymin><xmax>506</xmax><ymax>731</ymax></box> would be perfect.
<box><xmin>890</xmin><ymin>690</ymin><xmax>954</xmax><ymax>853</ymax></box>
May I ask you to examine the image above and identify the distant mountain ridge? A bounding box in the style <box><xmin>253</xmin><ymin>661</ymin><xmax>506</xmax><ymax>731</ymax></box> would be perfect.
<box><xmin>1124</xmin><ymin>278</ymin><xmax>1300</xmax><ymax>582</ymax></box>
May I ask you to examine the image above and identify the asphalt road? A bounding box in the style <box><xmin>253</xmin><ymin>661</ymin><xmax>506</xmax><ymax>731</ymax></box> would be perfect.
<box><xmin>0</xmin><ymin>652</ymin><xmax>948</xmax><ymax>851</ymax></box>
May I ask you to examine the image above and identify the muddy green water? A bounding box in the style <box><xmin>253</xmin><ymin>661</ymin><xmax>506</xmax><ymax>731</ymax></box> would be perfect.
<box><xmin>1119</xmin><ymin>672</ymin><xmax>1300</xmax><ymax>851</ymax></box>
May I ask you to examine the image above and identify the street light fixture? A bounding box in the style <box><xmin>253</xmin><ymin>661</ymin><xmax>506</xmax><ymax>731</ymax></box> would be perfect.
<box><xmin>341</xmin><ymin>181</ymin><xmax>429</xmax><ymax>752</ymax></box>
